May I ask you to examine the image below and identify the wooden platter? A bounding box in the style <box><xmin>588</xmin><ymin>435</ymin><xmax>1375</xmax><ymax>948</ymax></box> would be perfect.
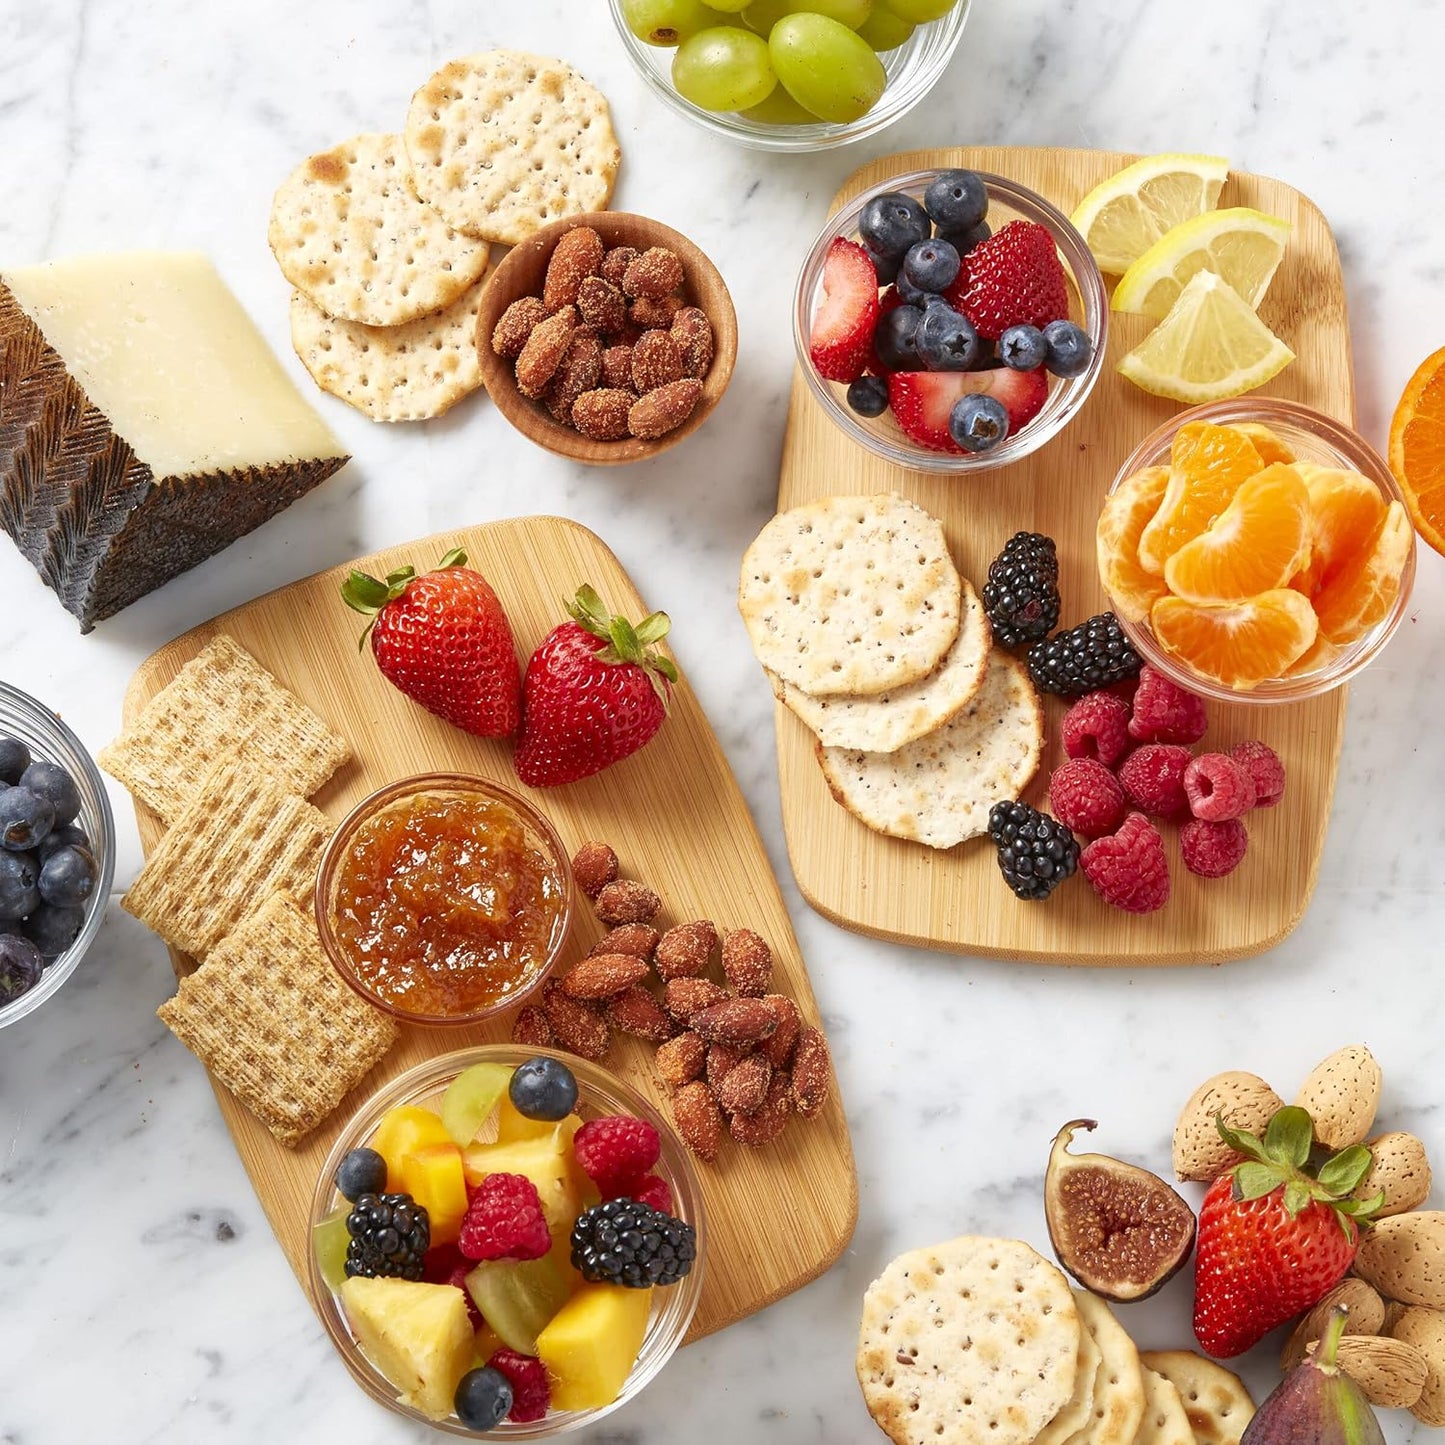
<box><xmin>776</xmin><ymin>146</ymin><xmax>1352</xmax><ymax>966</ymax></box>
<box><xmin>122</xmin><ymin>515</ymin><xmax>857</xmax><ymax>1340</ymax></box>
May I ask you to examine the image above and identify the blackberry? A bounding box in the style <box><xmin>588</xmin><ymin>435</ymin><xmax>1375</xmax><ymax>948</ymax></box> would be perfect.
<box><xmin>570</xmin><ymin>1198</ymin><xmax>697</xmax><ymax>1289</ymax></box>
<box><xmin>988</xmin><ymin>801</ymin><xmax>1079</xmax><ymax>901</ymax></box>
<box><xmin>1027</xmin><ymin>612</ymin><xmax>1141</xmax><ymax>696</ymax></box>
<box><xmin>982</xmin><ymin>533</ymin><xmax>1061</xmax><ymax>647</ymax></box>
<box><xmin>344</xmin><ymin>1192</ymin><xmax>430</xmax><ymax>1279</ymax></box>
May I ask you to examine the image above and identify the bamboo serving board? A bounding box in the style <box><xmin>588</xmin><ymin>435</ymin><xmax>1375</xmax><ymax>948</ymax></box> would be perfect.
<box><xmin>776</xmin><ymin>146</ymin><xmax>1352</xmax><ymax>965</ymax></box>
<box><xmin>122</xmin><ymin>516</ymin><xmax>857</xmax><ymax>1340</ymax></box>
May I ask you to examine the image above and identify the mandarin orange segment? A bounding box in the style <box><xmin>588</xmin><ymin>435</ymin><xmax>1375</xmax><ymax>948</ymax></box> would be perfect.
<box><xmin>1150</xmin><ymin>589</ymin><xmax>1319</xmax><ymax>690</ymax></box>
<box><xmin>1163</xmin><ymin>462</ymin><xmax>1312</xmax><ymax>603</ymax></box>
<box><xmin>1097</xmin><ymin>465</ymin><xmax>1170</xmax><ymax>622</ymax></box>
<box><xmin>1233</xmin><ymin>421</ymin><xmax>1296</xmax><ymax>466</ymax></box>
<box><xmin>1388</xmin><ymin>344</ymin><xmax>1445</xmax><ymax>558</ymax></box>
<box><xmin>1312</xmin><ymin>500</ymin><xmax>1412</xmax><ymax>644</ymax></box>
<box><xmin>1137</xmin><ymin>422</ymin><xmax>1266</xmax><ymax>574</ymax></box>
<box><xmin>1292</xmin><ymin>464</ymin><xmax>1386</xmax><ymax>598</ymax></box>
<box><xmin>1286</xmin><ymin>634</ymin><xmax>1341</xmax><ymax>677</ymax></box>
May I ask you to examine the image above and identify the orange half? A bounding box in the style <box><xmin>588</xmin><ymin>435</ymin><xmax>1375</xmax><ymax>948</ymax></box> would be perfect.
<box><xmin>1292</xmin><ymin>464</ymin><xmax>1386</xmax><ymax>598</ymax></box>
<box><xmin>1312</xmin><ymin>501</ymin><xmax>1412</xmax><ymax>644</ymax></box>
<box><xmin>1150</xmin><ymin>589</ymin><xmax>1319</xmax><ymax>690</ymax></box>
<box><xmin>1097</xmin><ymin>465</ymin><xmax>1170</xmax><ymax>622</ymax></box>
<box><xmin>1389</xmin><ymin>344</ymin><xmax>1445</xmax><ymax>558</ymax></box>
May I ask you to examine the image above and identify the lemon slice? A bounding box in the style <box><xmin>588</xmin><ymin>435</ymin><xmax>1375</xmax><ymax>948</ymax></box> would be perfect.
<box><xmin>1071</xmin><ymin>154</ymin><xmax>1230</xmax><ymax>274</ymax></box>
<box><xmin>1112</xmin><ymin>208</ymin><xmax>1291</xmax><ymax>319</ymax></box>
<box><xmin>1117</xmin><ymin>270</ymin><xmax>1295</xmax><ymax>403</ymax></box>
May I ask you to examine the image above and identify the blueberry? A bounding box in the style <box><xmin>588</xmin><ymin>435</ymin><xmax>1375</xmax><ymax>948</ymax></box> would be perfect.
<box><xmin>949</xmin><ymin>393</ymin><xmax>1011</xmax><ymax>453</ymax></box>
<box><xmin>998</xmin><ymin>324</ymin><xmax>1049</xmax><ymax>371</ymax></box>
<box><xmin>0</xmin><ymin>787</ymin><xmax>53</xmax><ymax>852</ymax></box>
<box><xmin>937</xmin><ymin>219</ymin><xmax>992</xmax><ymax>256</ymax></box>
<box><xmin>0</xmin><ymin>851</ymin><xmax>40</xmax><ymax>921</ymax></box>
<box><xmin>37</xmin><ymin>845</ymin><xmax>97</xmax><ymax>908</ymax></box>
<box><xmin>335</xmin><ymin>1147</ymin><xmax>388</xmax><ymax>1203</ymax></box>
<box><xmin>893</xmin><ymin>270</ymin><xmax>930</xmax><ymax>308</ymax></box>
<box><xmin>509</xmin><ymin>1056</ymin><xmax>579</xmax><ymax>1121</ymax></box>
<box><xmin>857</xmin><ymin>191</ymin><xmax>931</xmax><ymax>259</ymax></box>
<box><xmin>846</xmin><ymin>375</ymin><xmax>890</xmax><ymax>417</ymax></box>
<box><xmin>872</xmin><ymin>306</ymin><xmax>924</xmax><ymax>371</ymax></box>
<box><xmin>924</xmin><ymin>169</ymin><xmax>988</xmax><ymax>233</ymax></box>
<box><xmin>1043</xmin><ymin>320</ymin><xmax>1094</xmax><ymax>378</ymax></box>
<box><xmin>901</xmin><ymin>238</ymin><xmax>961</xmax><ymax>295</ymax></box>
<box><xmin>19</xmin><ymin>760</ymin><xmax>80</xmax><ymax>826</ymax></box>
<box><xmin>0</xmin><ymin>934</ymin><xmax>44</xmax><ymax>1004</ymax></box>
<box><xmin>22</xmin><ymin>903</ymin><xmax>83</xmax><ymax>959</ymax></box>
<box><xmin>454</xmin><ymin>1367</ymin><xmax>513</xmax><ymax>1431</ymax></box>
<box><xmin>863</xmin><ymin>243</ymin><xmax>900</xmax><ymax>285</ymax></box>
<box><xmin>37</xmin><ymin>823</ymin><xmax>89</xmax><ymax>863</ymax></box>
<box><xmin>0</xmin><ymin>738</ymin><xmax>30</xmax><ymax>786</ymax></box>
<box><xmin>916</xmin><ymin>305</ymin><xmax>985</xmax><ymax>372</ymax></box>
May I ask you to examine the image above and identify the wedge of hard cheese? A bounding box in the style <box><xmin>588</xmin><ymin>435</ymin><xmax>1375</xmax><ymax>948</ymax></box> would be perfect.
<box><xmin>0</xmin><ymin>252</ymin><xmax>349</xmax><ymax>630</ymax></box>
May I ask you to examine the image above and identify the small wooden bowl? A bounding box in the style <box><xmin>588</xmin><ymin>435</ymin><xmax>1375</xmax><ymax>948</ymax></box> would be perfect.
<box><xmin>475</xmin><ymin>212</ymin><xmax>737</xmax><ymax>466</ymax></box>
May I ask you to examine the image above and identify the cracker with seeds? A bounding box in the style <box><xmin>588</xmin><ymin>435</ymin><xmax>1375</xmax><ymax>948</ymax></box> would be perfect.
<box><xmin>1064</xmin><ymin>1291</ymin><xmax>1145</xmax><ymax>1445</ymax></box>
<box><xmin>739</xmin><ymin>493</ymin><xmax>962</xmax><ymax>699</ymax></box>
<box><xmin>158</xmin><ymin>892</ymin><xmax>396</xmax><ymax>1147</ymax></box>
<box><xmin>268</xmin><ymin>132</ymin><xmax>492</xmax><ymax>327</ymax></box>
<box><xmin>857</xmin><ymin>1236</ymin><xmax>1080</xmax><ymax>1445</ymax></box>
<box><xmin>1136</xmin><ymin>1369</ymin><xmax>1196</xmax><ymax>1445</ymax></box>
<box><xmin>404</xmin><ymin>52</ymin><xmax>621</xmax><ymax>246</ymax></box>
<box><xmin>100</xmin><ymin>634</ymin><xmax>350</xmax><ymax>824</ymax></box>
<box><xmin>818</xmin><ymin>650</ymin><xmax>1043</xmax><ymax>849</ymax></box>
<box><xmin>123</xmin><ymin>754</ymin><xmax>334</xmax><ymax>960</ymax></box>
<box><xmin>1036</xmin><ymin>1300</ymin><xmax>1103</xmax><ymax>1445</ymax></box>
<box><xmin>1138</xmin><ymin>1353</ymin><xmax>1254</xmax><ymax>1445</ymax></box>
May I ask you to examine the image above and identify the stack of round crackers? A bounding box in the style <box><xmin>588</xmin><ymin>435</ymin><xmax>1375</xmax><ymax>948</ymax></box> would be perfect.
<box><xmin>269</xmin><ymin>51</ymin><xmax>621</xmax><ymax>422</ymax></box>
<box><xmin>738</xmin><ymin>494</ymin><xmax>1043</xmax><ymax>849</ymax></box>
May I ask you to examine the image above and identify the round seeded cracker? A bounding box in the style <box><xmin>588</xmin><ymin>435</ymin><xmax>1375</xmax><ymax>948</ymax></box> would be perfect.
<box><xmin>857</xmin><ymin>1236</ymin><xmax>1080</xmax><ymax>1445</ymax></box>
<box><xmin>1137</xmin><ymin>1352</ymin><xmax>1254</xmax><ymax>1445</ymax></box>
<box><xmin>1035</xmin><ymin>1303</ymin><xmax>1103</xmax><ymax>1445</ymax></box>
<box><xmin>1061</xmin><ymin>1291</ymin><xmax>1145</xmax><ymax>1445</ymax></box>
<box><xmin>1136</xmin><ymin>1369</ymin><xmax>1195</xmax><ymax>1445</ymax></box>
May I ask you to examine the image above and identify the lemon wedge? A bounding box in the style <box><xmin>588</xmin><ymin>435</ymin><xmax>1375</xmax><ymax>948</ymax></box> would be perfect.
<box><xmin>1117</xmin><ymin>269</ymin><xmax>1295</xmax><ymax>403</ymax></box>
<box><xmin>1112</xmin><ymin>208</ymin><xmax>1291</xmax><ymax>319</ymax></box>
<box><xmin>1071</xmin><ymin>154</ymin><xmax>1230</xmax><ymax>274</ymax></box>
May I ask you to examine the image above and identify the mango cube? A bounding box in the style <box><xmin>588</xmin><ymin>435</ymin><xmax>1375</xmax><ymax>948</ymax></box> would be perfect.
<box><xmin>536</xmin><ymin>1282</ymin><xmax>653</xmax><ymax>1411</ymax></box>
<box><xmin>397</xmin><ymin>1141</ymin><xmax>469</xmax><ymax>1246</ymax></box>
<box><xmin>463</xmin><ymin>1129</ymin><xmax>581</xmax><ymax>1238</ymax></box>
<box><xmin>370</xmin><ymin>1106</ymin><xmax>452</xmax><ymax>1193</ymax></box>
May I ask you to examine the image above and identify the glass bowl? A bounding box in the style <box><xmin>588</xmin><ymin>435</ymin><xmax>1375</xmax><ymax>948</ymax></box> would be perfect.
<box><xmin>308</xmin><ymin>1045</ymin><xmax>706</xmax><ymax>1437</ymax></box>
<box><xmin>1105</xmin><ymin>398</ymin><xmax>1417</xmax><ymax>705</ymax></box>
<box><xmin>314</xmin><ymin>774</ymin><xmax>573</xmax><ymax>1027</ymax></box>
<box><xmin>793</xmin><ymin>169</ymin><xmax>1108</xmax><ymax>473</ymax></box>
<box><xmin>607</xmin><ymin>0</ymin><xmax>970</xmax><ymax>152</ymax></box>
<box><xmin>0</xmin><ymin>682</ymin><xmax>115</xmax><ymax>1029</ymax></box>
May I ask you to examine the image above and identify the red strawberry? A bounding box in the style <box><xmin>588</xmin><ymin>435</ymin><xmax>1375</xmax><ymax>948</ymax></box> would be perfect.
<box><xmin>342</xmin><ymin>547</ymin><xmax>520</xmax><ymax>737</ymax></box>
<box><xmin>951</xmin><ymin>220</ymin><xmax>1069</xmax><ymax>340</ymax></box>
<box><xmin>1192</xmin><ymin>1105</ymin><xmax>1381</xmax><ymax>1358</ymax></box>
<box><xmin>514</xmin><ymin>585</ymin><xmax>678</xmax><ymax>787</ymax></box>
<box><xmin>887</xmin><ymin>368</ymin><xmax>1049</xmax><ymax>452</ymax></box>
<box><xmin>809</xmin><ymin>237</ymin><xmax>880</xmax><ymax>383</ymax></box>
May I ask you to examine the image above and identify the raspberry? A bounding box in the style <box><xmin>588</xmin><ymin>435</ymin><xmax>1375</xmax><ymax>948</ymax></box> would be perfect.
<box><xmin>458</xmin><ymin>1173</ymin><xmax>551</xmax><ymax>1262</ymax></box>
<box><xmin>1048</xmin><ymin>758</ymin><xmax>1128</xmax><ymax>840</ymax></box>
<box><xmin>487</xmin><ymin>1348</ymin><xmax>551</xmax><ymax>1423</ymax></box>
<box><xmin>1061</xmin><ymin>691</ymin><xmax>1132</xmax><ymax>767</ymax></box>
<box><xmin>1231</xmin><ymin>739</ymin><xmax>1286</xmax><ymax>807</ymax></box>
<box><xmin>573</xmin><ymin>1115</ymin><xmax>661</xmax><ymax>1198</ymax></box>
<box><xmin>1184</xmin><ymin>753</ymin><xmax>1257</xmax><ymax>821</ymax></box>
<box><xmin>422</xmin><ymin>1244</ymin><xmax>485</xmax><ymax>1330</ymax></box>
<box><xmin>448</xmin><ymin>1262</ymin><xmax>484</xmax><ymax>1330</ymax></box>
<box><xmin>627</xmin><ymin>1174</ymin><xmax>674</xmax><ymax>1214</ymax></box>
<box><xmin>1118</xmin><ymin>744</ymin><xmax>1193</xmax><ymax>820</ymax></box>
<box><xmin>1080</xmin><ymin>813</ymin><xmax>1171</xmax><ymax>914</ymax></box>
<box><xmin>1180</xmin><ymin>817</ymin><xmax>1250</xmax><ymax>879</ymax></box>
<box><xmin>1127</xmin><ymin>665</ymin><xmax>1208</xmax><ymax>745</ymax></box>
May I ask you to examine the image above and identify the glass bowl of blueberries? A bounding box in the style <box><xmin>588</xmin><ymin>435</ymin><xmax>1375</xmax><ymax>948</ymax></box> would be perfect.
<box><xmin>793</xmin><ymin>166</ymin><xmax>1108</xmax><ymax>471</ymax></box>
<box><xmin>0</xmin><ymin>681</ymin><xmax>114</xmax><ymax>1027</ymax></box>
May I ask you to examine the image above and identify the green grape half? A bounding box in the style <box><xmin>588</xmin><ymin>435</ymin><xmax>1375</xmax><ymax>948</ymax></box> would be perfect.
<box><xmin>742</xmin><ymin>0</ymin><xmax>873</xmax><ymax>34</ymax></box>
<box><xmin>741</xmin><ymin>86</ymin><xmax>819</xmax><ymax>124</ymax></box>
<box><xmin>877</xmin><ymin>0</ymin><xmax>959</xmax><ymax>21</ymax></box>
<box><xmin>673</xmin><ymin>27</ymin><xmax>778</xmax><ymax>111</ymax></box>
<box><xmin>622</xmin><ymin>0</ymin><xmax>732</xmax><ymax>44</ymax></box>
<box><xmin>855</xmin><ymin>6</ymin><xmax>914</xmax><ymax>48</ymax></box>
<box><xmin>768</xmin><ymin>13</ymin><xmax>887</xmax><ymax>122</ymax></box>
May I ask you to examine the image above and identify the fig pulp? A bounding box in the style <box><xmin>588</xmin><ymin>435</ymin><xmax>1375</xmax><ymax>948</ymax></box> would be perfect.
<box><xmin>1044</xmin><ymin>1118</ymin><xmax>1197</xmax><ymax>1302</ymax></box>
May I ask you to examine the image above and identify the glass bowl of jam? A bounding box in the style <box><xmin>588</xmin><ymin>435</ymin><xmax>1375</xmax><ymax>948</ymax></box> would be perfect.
<box><xmin>315</xmin><ymin>774</ymin><xmax>574</xmax><ymax>1027</ymax></box>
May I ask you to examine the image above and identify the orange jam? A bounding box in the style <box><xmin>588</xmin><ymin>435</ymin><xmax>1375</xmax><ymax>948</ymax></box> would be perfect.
<box><xmin>330</xmin><ymin>790</ymin><xmax>565</xmax><ymax>1018</ymax></box>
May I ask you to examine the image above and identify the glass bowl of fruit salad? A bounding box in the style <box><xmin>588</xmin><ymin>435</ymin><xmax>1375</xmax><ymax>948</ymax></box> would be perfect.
<box><xmin>1100</xmin><ymin>398</ymin><xmax>1417</xmax><ymax>703</ymax></box>
<box><xmin>309</xmin><ymin>1045</ymin><xmax>706</xmax><ymax>1436</ymax></box>
<box><xmin>0</xmin><ymin>682</ymin><xmax>114</xmax><ymax>1029</ymax></box>
<box><xmin>609</xmin><ymin>0</ymin><xmax>969</xmax><ymax>152</ymax></box>
<box><xmin>794</xmin><ymin>167</ymin><xmax>1107</xmax><ymax>471</ymax></box>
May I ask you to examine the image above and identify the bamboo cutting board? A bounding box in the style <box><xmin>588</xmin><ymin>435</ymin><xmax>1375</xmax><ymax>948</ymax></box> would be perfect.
<box><xmin>776</xmin><ymin>146</ymin><xmax>1352</xmax><ymax>965</ymax></box>
<box><xmin>122</xmin><ymin>516</ymin><xmax>857</xmax><ymax>1340</ymax></box>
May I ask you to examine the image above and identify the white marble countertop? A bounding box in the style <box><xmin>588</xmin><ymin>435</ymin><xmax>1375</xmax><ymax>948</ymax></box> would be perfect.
<box><xmin>4</xmin><ymin>2</ymin><xmax>1445</xmax><ymax>1441</ymax></box>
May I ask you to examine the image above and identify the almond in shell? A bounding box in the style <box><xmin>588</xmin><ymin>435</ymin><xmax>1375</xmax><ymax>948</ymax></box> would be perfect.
<box><xmin>1281</xmin><ymin>1278</ymin><xmax>1387</xmax><ymax>1371</ymax></box>
<box><xmin>1356</xmin><ymin>1131</ymin><xmax>1432</xmax><ymax>1217</ymax></box>
<box><xmin>1306</xmin><ymin>1334</ymin><xmax>1428</xmax><ymax>1410</ymax></box>
<box><xmin>671</xmin><ymin>1080</ymin><xmax>722</xmax><ymax>1162</ymax></box>
<box><xmin>1173</xmin><ymin>1070</ymin><xmax>1284</xmax><ymax>1182</ymax></box>
<box><xmin>1390</xmin><ymin>1307</ymin><xmax>1445</xmax><ymax>1426</ymax></box>
<box><xmin>1294</xmin><ymin>1044</ymin><xmax>1382</xmax><ymax>1149</ymax></box>
<box><xmin>691</xmin><ymin>997</ymin><xmax>777</xmax><ymax>1048</ymax></box>
<box><xmin>1353</xmin><ymin>1211</ymin><xmax>1445</xmax><ymax>1308</ymax></box>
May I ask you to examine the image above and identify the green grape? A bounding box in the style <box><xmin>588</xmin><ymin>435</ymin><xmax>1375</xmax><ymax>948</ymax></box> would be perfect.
<box><xmin>878</xmin><ymin>0</ymin><xmax>959</xmax><ymax>21</ymax></box>
<box><xmin>768</xmin><ymin>13</ymin><xmax>886</xmax><ymax>122</ymax></box>
<box><xmin>742</xmin><ymin>0</ymin><xmax>873</xmax><ymax>34</ymax></box>
<box><xmin>673</xmin><ymin>26</ymin><xmax>778</xmax><ymax>111</ymax></box>
<box><xmin>742</xmin><ymin>86</ymin><xmax>819</xmax><ymax>124</ymax></box>
<box><xmin>707</xmin><ymin>0</ymin><xmax>755</xmax><ymax>11</ymax></box>
<box><xmin>856</xmin><ymin>6</ymin><xmax>914</xmax><ymax>48</ymax></box>
<box><xmin>622</xmin><ymin>0</ymin><xmax>731</xmax><ymax>45</ymax></box>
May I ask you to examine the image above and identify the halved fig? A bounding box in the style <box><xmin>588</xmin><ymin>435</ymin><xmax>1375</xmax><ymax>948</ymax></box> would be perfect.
<box><xmin>1045</xmin><ymin>1118</ymin><xmax>1197</xmax><ymax>1302</ymax></box>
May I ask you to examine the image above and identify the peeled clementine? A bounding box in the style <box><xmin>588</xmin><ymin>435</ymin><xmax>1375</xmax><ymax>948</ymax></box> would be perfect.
<box><xmin>1312</xmin><ymin>501</ymin><xmax>1412</xmax><ymax>644</ymax></box>
<box><xmin>1389</xmin><ymin>345</ymin><xmax>1445</xmax><ymax>558</ymax></box>
<box><xmin>1233</xmin><ymin>421</ymin><xmax>1296</xmax><ymax>466</ymax></box>
<box><xmin>1150</xmin><ymin>589</ymin><xmax>1319</xmax><ymax>690</ymax></box>
<box><xmin>1097</xmin><ymin>465</ymin><xmax>1170</xmax><ymax>622</ymax></box>
<box><xmin>1292</xmin><ymin>464</ymin><xmax>1386</xmax><ymax>599</ymax></box>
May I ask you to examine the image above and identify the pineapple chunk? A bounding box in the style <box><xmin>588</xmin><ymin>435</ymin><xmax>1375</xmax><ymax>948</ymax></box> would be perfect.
<box><xmin>340</xmin><ymin>1276</ymin><xmax>474</xmax><ymax>1421</ymax></box>
<box><xmin>536</xmin><ymin>1283</ymin><xmax>653</xmax><ymax>1411</ymax></box>
<box><xmin>497</xmin><ymin>1093</ymin><xmax>584</xmax><ymax>1143</ymax></box>
<box><xmin>463</xmin><ymin>1129</ymin><xmax>581</xmax><ymax>1238</ymax></box>
<box><xmin>370</xmin><ymin>1106</ymin><xmax>452</xmax><ymax>1193</ymax></box>
<box><xmin>397</xmin><ymin>1142</ymin><xmax>469</xmax><ymax>1246</ymax></box>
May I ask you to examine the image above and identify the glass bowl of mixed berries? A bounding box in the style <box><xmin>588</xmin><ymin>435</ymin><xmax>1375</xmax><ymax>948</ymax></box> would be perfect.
<box><xmin>0</xmin><ymin>681</ymin><xmax>114</xmax><ymax>1028</ymax></box>
<box><xmin>795</xmin><ymin>167</ymin><xmax>1107</xmax><ymax>470</ymax></box>
<box><xmin>309</xmin><ymin>1045</ymin><xmax>706</xmax><ymax>1437</ymax></box>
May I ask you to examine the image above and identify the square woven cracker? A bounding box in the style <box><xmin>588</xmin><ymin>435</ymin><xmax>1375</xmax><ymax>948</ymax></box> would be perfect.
<box><xmin>100</xmin><ymin>634</ymin><xmax>350</xmax><ymax>823</ymax></box>
<box><xmin>157</xmin><ymin>892</ymin><xmax>396</xmax><ymax>1147</ymax></box>
<box><xmin>123</xmin><ymin>754</ymin><xmax>334</xmax><ymax>960</ymax></box>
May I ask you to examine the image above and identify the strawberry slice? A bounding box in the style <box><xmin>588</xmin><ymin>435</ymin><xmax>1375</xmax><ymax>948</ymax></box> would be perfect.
<box><xmin>954</xmin><ymin>220</ymin><xmax>1069</xmax><ymax>340</ymax></box>
<box><xmin>887</xmin><ymin>368</ymin><xmax>1050</xmax><ymax>452</ymax></box>
<box><xmin>809</xmin><ymin>237</ymin><xmax>880</xmax><ymax>384</ymax></box>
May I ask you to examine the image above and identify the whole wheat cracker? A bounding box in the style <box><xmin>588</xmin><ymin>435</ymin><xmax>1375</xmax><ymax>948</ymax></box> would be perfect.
<box><xmin>1035</xmin><ymin>1302</ymin><xmax>1103</xmax><ymax>1445</ymax></box>
<box><xmin>99</xmin><ymin>634</ymin><xmax>349</xmax><ymax>824</ymax></box>
<box><xmin>1060</xmin><ymin>1291</ymin><xmax>1145</xmax><ymax>1445</ymax></box>
<box><xmin>268</xmin><ymin>132</ymin><xmax>491</xmax><ymax>326</ymax></box>
<box><xmin>404</xmin><ymin>52</ymin><xmax>621</xmax><ymax>246</ymax></box>
<box><xmin>1136</xmin><ymin>1370</ymin><xmax>1195</xmax><ymax>1445</ymax></box>
<box><xmin>157</xmin><ymin>892</ymin><xmax>395</xmax><ymax>1147</ymax></box>
<box><xmin>1138</xmin><ymin>1352</ymin><xmax>1254</xmax><ymax>1445</ymax></box>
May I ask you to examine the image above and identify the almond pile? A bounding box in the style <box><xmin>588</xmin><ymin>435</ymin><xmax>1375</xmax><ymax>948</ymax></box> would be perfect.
<box><xmin>490</xmin><ymin>225</ymin><xmax>715</xmax><ymax>443</ymax></box>
<box><xmin>511</xmin><ymin>841</ymin><xmax>832</xmax><ymax>1163</ymax></box>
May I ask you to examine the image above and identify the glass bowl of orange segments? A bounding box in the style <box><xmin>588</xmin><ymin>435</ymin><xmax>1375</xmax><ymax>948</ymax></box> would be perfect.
<box><xmin>1099</xmin><ymin>398</ymin><xmax>1416</xmax><ymax>705</ymax></box>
